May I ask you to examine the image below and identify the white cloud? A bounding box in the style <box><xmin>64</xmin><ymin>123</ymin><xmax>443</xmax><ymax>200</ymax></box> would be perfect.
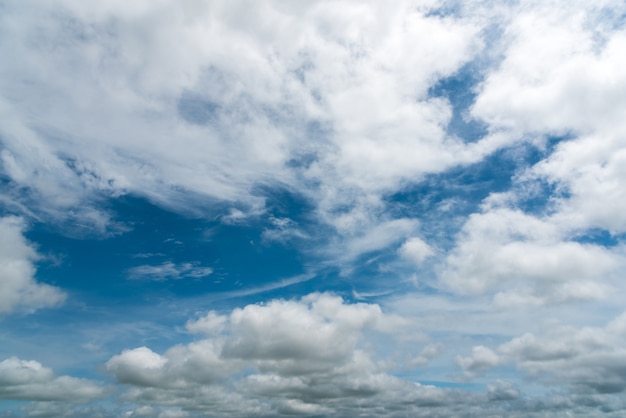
<box><xmin>456</xmin><ymin>345</ymin><xmax>501</xmax><ymax>378</ymax></box>
<box><xmin>532</xmin><ymin>134</ymin><xmax>626</xmax><ymax>234</ymax></box>
<box><xmin>472</xmin><ymin>1</ymin><xmax>626</xmax><ymax>136</ymax></box>
<box><xmin>108</xmin><ymin>292</ymin><xmax>626</xmax><ymax>416</ymax></box>
<box><xmin>410</xmin><ymin>343</ymin><xmax>443</xmax><ymax>367</ymax></box>
<box><xmin>261</xmin><ymin>216</ymin><xmax>308</xmax><ymax>244</ymax></box>
<box><xmin>468</xmin><ymin>0</ymin><xmax>626</xmax><ymax>237</ymax></box>
<box><xmin>0</xmin><ymin>0</ymin><xmax>499</xmax><ymax>239</ymax></box>
<box><xmin>106</xmin><ymin>347</ymin><xmax>169</xmax><ymax>387</ymax></box>
<box><xmin>458</xmin><ymin>310</ymin><xmax>626</xmax><ymax>395</ymax></box>
<box><xmin>222</xmin><ymin>293</ymin><xmax>383</xmax><ymax>371</ymax></box>
<box><xmin>0</xmin><ymin>216</ymin><xmax>66</xmax><ymax>314</ymax></box>
<box><xmin>441</xmin><ymin>208</ymin><xmax>620</xmax><ymax>305</ymax></box>
<box><xmin>399</xmin><ymin>237</ymin><xmax>435</xmax><ymax>266</ymax></box>
<box><xmin>186</xmin><ymin>311</ymin><xmax>228</xmax><ymax>335</ymax></box>
<box><xmin>106</xmin><ymin>293</ymin><xmax>471</xmax><ymax>416</ymax></box>
<box><xmin>0</xmin><ymin>357</ymin><xmax>104</xmax><ymax>401</ymax></box>
<box><xmin>332</xmin><ymin>218</ymin><xmax>421</xmax><ymax>266</ymax></box>
<box><xmin>486</xmin><ymin>380</ymin><xmax>520</xmax><ymax>401</ymax></box>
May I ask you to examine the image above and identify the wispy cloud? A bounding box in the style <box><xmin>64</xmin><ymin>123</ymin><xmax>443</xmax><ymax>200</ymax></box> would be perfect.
<box><xmin>126</xmin><ymin>262</ymin><xmax>213</xmax><ymax>281</ymax></box>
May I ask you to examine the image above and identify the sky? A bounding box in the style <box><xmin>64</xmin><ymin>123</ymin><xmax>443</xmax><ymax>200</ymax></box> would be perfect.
<box><xmin>1</xmin><ymin>0</ymin><xmax>626</xmax><ymax>417</ymax></box>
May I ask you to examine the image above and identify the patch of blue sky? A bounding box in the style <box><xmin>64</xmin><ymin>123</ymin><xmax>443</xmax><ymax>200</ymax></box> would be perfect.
<box><xmin>423</xmin><ymin>1</ymin><xmax>463</xmax><ymax>19</ymax></box>
<box><xmin>572</xmin><ymin>228</ymin><xmax>624</xmax><ymax>248</ymax></box>
<box><xmin>527</xmin><ymin>134</ymin><xmax>576</xmax><ymax>165</ymax></box>
<box><xmin>26</xmin><ymin>194</ymin><xmax>309</xmax><ymax>302</ymax></box>
<box><xmin>415</xmin><ymin>381</ymin><xmax>485</xmax><ymax>391</ymax></box>
<box><xmin>0</xmin><ymin>401</ymin><xmax>28</xmax><ymax>415</ymax></box>
<box><xmin>510</xmin><ymin>177</ymin><xmax>570</xmax><ymax>215</ymax></box>
<box><xmin>386</xmin><ymin>144</ymin><xmax>535</xmax><ymax>245</ymax></box>
<box><xmin>428</xmin><ymin>63</ymin><xmax>488</xmax><ymax>144</ymax></box>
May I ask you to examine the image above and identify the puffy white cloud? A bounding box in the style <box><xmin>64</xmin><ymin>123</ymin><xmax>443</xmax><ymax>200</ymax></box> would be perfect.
<box><xmin>469</xmin><ymin>0</ymin><xmax>626</xmax><ymax>236</ymax></box>
<box><xmin>532</xmin><ymin>134</ymin><xmax>626</xmax><ymax>234</ymax></box>
<box><xmin>472</xmin><ymin>0</ymin><xmax>626</xmax><ymax>134</ymax></box>
<box><xmin>106</xmin><ymin>293</ymin><xmax>477</xmax><ymax>416</ymax></box>
<box><xmin>106</xmin><ymin>347</ymin><xmax>169</xmax><ymax>387</ymax></box>
<box><xmin>399</xmin><ymin>237</ymin><xmax>435</xmax><ymax>266</ymax></box>
<box><xmin>222</xmin><ymin>293</ymin><xmax>384</xmax><ymax>374</ymax></box>
<box><xmin>441</xmin><ymin>208</ymin><xmax>621</xmax><ymax>305</ymax></box>
<box><xmin>0</xmin><ymin>357</ymin><xmax>104</xmax><ymax>401</ymax></box>
<box><xmin>107</xmin><ymin>339</ymin><xmax>237</xmax><ymax>389</ymax></box>
<box><xmin>0</xmin><ymin>216</ymin><xmax>66</xmax><ymax>314</ymax></box>
<box><xmin>105</xmin><ymin>293</ymin><xmax>626</xmax><ymax>416</ymax></box>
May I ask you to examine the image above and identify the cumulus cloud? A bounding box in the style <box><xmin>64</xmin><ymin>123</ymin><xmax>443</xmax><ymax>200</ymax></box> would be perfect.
<box><xmin>456</xmin><ymin>345</ymin><xmax>501</xmax><ymax>378</ymax></box>
<box><xmin>469</xmin><ymin>0</ymin><xmax>626</xmax><ymax>235</ymax></box>
<box><xmin>457</xmin><ymin>311</ymin><xmax>626</xmax><ymax>394</ymax></box>
<box><xmin>486</xmin><ymin>380</ymin><xmax>520</xmax><ymax>402</ymax></box>
<box><xmin>441</xmin><ymin>208</ymin><xmax>621</xmax><ymax>305</ymax></box>
<box><xmin>106</xmin><ymin>293</ymin><xmax>478</xmax><ymax>416</ymax></box>
<box><xmin>472</xmin><ymin>0</ymin><xmax>626</xmax><ymax>136</ymax></box>
<box><xmin>399</xmin><ymin>237</ymin><xmax>435</xmax><ymax>266</ymax></box>
<box><xmin>0</xmin><ymin>216</ymin><xmax>66</xmax><ymax>314</ymax></box>
<box><xmin>103</xmin><ymin>294</ymin><xmax>626</xmax><ymax>417</ymax></box>
<box><xmin>0</xmin><ymin>357</ymin><xmax>104</xmax><ymax>401</ymax></box>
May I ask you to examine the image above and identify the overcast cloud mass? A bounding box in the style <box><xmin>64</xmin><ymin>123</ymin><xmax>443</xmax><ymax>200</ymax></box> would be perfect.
<box><xmin>1</xmin><ymin>0</ymin><xmax>626</xmax><ymax>416</ymax></box>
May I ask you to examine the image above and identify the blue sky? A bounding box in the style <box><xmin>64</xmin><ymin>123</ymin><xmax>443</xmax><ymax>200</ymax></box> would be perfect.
<box><xmin>2</xmin><ymin>1</ymin><xmax>626</xmax><ymax>417</ymax></box>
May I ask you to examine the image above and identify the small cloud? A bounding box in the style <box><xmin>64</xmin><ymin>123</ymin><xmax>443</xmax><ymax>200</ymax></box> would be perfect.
<box><xmin>261</xmin><ymin>216</ymin><xmax>308</xmax><ymax>244</ymax></box>
<box><xmin>410</xmin><ymin>343</ymin><xmax>444</xmax><ymax>367</ymax></box>
<box><xmin>456</xmin><ymin>345</ymin><xmax>501</xmax><ymax>379</ymax></box>
<box><xmin>398</xmin><ymin>237</ymin><xmax>435</xmax><ymax>266</ymax></box>
<box><xmin>487</xmin><ymin>380</ymin><xmax>520</xmax><ymax>401</ymax></box>
<box><xmin>0</xmin><ymin>216</ymin><xmax>66</xmax><ymax>314</ymax></box>
<box><xmin>126</xmin><ymin>262</ymin><xmax>213</xmax><ymax>281</ymax></box>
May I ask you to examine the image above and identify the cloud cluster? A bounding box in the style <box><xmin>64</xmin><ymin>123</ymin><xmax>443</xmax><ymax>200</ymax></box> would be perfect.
<box><xmin>457</xmin><ymin>311</ymin><xmax>626</xmax><ymax>395</ymax></box>
<box><xmin>106</xmin><ymin>293</ymin><xmax>626</xmax><ymax>416</ymax></box>
<box><xmin>0</xmin><ymin>0</ymin><xmax>496</xmax><ymax>239</ymax></box>
<box><xmin>0</xmin><ymin>357</ymin><xmax>104</xmax><ymax>401</ymax></box>
<box><xmin>441</xmin><ymin>208</ymin><xmax>622</xmax><ymax>305</ymax></box>
<box><xmin>436</xmin><ymin>0</ymin><xmax>626</xmax><ymax>305</ymax></box>
<box><xmin>470</xmin><ymin>0</ymin><xmax>626</xmax><ymax>237</ymax></box>
<box><xmin>0</xmin><ymin>216</ymin><xmax>66</xmax><ymax>314</ymax></box>
<box><xmin>105</xmin><ymin>293</ymin><xmax>472</xmax><ymax>416</ymax></box>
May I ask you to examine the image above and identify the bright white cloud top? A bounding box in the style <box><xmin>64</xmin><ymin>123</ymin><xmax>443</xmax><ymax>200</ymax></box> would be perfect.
<box><xmin>1</xmin><ymin>0</ymin><xmax>626</xmax><ymax>417</ymax></box>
